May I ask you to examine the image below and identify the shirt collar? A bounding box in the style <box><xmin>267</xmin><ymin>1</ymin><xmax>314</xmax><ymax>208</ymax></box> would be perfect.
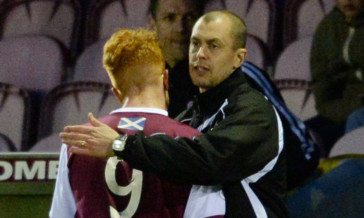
<box><xmin>110</xmin><ymin>107</ymin><xmax>168</xmax><ymax>116</ymax></box>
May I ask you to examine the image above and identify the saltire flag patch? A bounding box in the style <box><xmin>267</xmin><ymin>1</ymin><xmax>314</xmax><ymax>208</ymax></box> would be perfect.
<box><xmin>118</xmin><ymin>117</ymin><xmax>146</xmax><ymax>131</ymax></box>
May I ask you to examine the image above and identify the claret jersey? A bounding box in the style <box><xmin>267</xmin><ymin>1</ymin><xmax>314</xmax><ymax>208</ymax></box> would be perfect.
<box><xmin>49</xmin><ymin>107</ymin><xmax>200</xmax><ymax>218</ymax></box>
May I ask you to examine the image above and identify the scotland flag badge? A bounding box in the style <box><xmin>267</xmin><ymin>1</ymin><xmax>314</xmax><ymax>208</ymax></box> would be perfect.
<box><xmin>118</xmin><ymin>117</ymin><xmax>146</xmax><ymax>130</ymax></box>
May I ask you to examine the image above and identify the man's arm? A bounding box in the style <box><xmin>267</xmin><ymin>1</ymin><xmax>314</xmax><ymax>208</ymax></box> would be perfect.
<box><xmin>119</xmin><ymin>99</ymin><xmax>283</xmax><ymax>185</ymax></box>
<box><xmin>62</xmin><ymin>99</ymin><xmax>282</xmax><ymax>186</ymax></box>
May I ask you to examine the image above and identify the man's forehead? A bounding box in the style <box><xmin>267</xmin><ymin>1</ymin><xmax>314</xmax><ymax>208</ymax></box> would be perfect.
<box><xmin>191</xmin><ymin>17</ymin><xmax>231</xmax><ymax>40</ymax></box>
<box><xmin>191</xmin><ymin>35</ymin><xmax>223</xmax><ymax>44</ymax></box>
<box><xmin>196</xmin><ymin>15</ymin><xmax>230</xmax><ymax>29</ymax></box>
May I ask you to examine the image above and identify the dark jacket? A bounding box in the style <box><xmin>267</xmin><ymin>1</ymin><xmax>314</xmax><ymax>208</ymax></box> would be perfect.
<box><xmin>311</xmin><ymin>7</ymin><xmax>364</xmax><ymax>123</ymax></box>
<box><xmin>120</xmin><ymin>68</ymin><xmax>288</xmax><ymax>217</ymax></box>
<box><xmin>167</xmin><ymin>60</ymin><xmax>199</xmax><ymax>118</ymax></box>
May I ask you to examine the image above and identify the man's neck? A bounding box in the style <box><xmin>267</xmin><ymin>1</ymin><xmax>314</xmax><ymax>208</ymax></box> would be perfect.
<box><xmin>125</xmin><ymin>99</ymin><xmax>166</xmax><ymax>110</ymax></box>
<box><xmin>124</xmin><ymin>88</ymin><xmax>167</xmax><ymax>110</ymax></box>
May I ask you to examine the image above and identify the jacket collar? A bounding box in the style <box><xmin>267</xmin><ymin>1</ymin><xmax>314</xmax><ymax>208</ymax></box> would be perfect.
<box><xmin>194</xmin><ymin>67</ymin><xmax>246</xmax><ymax>116</ymax></box>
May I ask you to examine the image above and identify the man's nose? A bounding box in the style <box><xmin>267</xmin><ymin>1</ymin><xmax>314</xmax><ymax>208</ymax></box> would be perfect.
<box><xmin>196</xmin><ymin>46</ymin><xmax>206</xmax><ymax>59</ymax></box>
<box><xmin>175</xmin><ymin>17</ymin><xmax>184</xmax><ymax>32</ymax></box>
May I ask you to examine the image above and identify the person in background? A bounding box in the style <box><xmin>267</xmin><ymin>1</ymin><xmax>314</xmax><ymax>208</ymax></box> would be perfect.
<box><xmin>307</xmin><ymin>0</ymin><xmax>364</xmax><ymax>156</ymax></box>
<box><xmin>49</xmin><ymin>28</ymin><xmax>201</xmax><ymax>218</ymax></box>
<box><xmin>61</xmin><ymin>11</ymin><xmax>288</xmax><ymax>217</ymax></box>
<box><xmin>149</xmin><ymin>0</ymin><xmax>202</xmax><ymax>118</ymax></box>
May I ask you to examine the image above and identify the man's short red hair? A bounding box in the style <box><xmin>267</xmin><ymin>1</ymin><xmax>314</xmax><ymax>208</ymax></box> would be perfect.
<box><xmin>103</xmin><ymin>28</ymin><xmax>165</xmax><ymax>91</ymax></box>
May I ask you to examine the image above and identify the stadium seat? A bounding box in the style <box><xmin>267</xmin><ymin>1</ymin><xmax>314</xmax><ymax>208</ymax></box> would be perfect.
<box><xmin>275</xmin><ymin>79</ymin><xmax>317</xmax><ymax>121</ymax></box>
<box><xmin>30</xmin><ymin>133</ymin><xmax>62</xmax><ymax>152</ymax></box>
<box><xmin>274</xmin><ymin>36</ymin><xmax>313</xmax><ymax>81</ymax></box>
<box><xmin>83</xmin><ymin>0</ymin><xmax>150</xmax><ymax>47</ymax></box>
<box><xmin>0</xmin><ymin>35</ymin><xmax>67</xmax><ymax>91</ymax></box>
<box><xmin>0</xmin><ymin>132</ymin><xmax>16</xmax><ymax>151</ymax></box>
<box><xmin>0</xmin><ymin>0</ymin><xmax>82</xmax><ymax>57</ymax></box>
<box><xmin>283</xmin><ymin>0</ymin><xmax>335</xmax><ymax>47</ymax></box>
<box><xmin>0</xmin><ymin>35</ymin><xmax>69</xmax><ymax>148</ymax></box>
<box><xmin>245</xmin><ymin>34</ymin><xmax>271</xmax><ymax>70</ymax></box>
<box><xmin>273</xmin><ymin>36</ymin><xmax>317</xmax><ymax>121</ymax></box>
<box><xmin>329</xmin><ymin>127</ymin><xmax>364</xmax><ymax>157</ymax></box>
<box><xmin>37</xmin><ymin>81</ymin><xmax>120</xmax><ymax>140</ymax></box>
<box><xmin>0</xmin><ymin>82</ymin><xmax>31</xmax><ymax>151</ymax></box>
<box><xmin>73</xmin><ymin>38</ymin><xmax>110</xmax><ymax>83</ymax></box>
<box><xmin>204</xmin><ymin>0</ymin><xmax>279</xmax><ymax>54</ymax></box>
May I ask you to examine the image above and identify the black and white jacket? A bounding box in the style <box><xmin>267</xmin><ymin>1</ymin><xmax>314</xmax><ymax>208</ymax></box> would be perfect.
<box><xmin>121</xmin><ymin>68</ymin><xmax>288</xmax><ymax>217</ymax></box>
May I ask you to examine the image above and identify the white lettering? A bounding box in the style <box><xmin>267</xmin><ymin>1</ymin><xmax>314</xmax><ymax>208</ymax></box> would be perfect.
<box><xmin>15</xmin><ymin>161</ymin><xmax>46</xmax><ymax>180</ymax></box>
<box><xmin>0</xmin><ymin>161</ymin><xmax>13</xmax><ymax>181</ymax></box>
<box><xmin>0</xmin><ymin>159</ymin><xmax>59</xmax><ymax>181</ymax></box>
<box><xmin>48</xmin><ymin>160</ymin><xmax>58</xmax><ymax>179</ymax></box>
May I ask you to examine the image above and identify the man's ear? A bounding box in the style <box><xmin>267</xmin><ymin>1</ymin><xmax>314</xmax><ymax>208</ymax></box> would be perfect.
<box><xmin>112</xmin><ymin>87</ymin><xmax>119</xmax><ymax>97</ymax></box>
<box><xmin>112</xmin><ymin>87</ymin><xmax>123</xmax><ymax>101</ymax></box>
<box><xmin>163</xmin><ymin>69</ymin><xmax>169</xmax><ymax>90</ymax></box>
<box><xmin>233</xmin><ymin>48</ymin><xmax>247</xmax><ymax>69</ymax></box>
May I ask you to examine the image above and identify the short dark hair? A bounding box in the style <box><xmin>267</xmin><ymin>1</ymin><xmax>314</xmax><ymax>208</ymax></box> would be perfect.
<box><xmin>150</xmin><ymin>0</ymin><xmax>205</xmax><ymax>19</ymax></box>
<box><xmin>202</xmin><ymin>10</ymin><xmax>247</xmax><ymax>49</ymax></box>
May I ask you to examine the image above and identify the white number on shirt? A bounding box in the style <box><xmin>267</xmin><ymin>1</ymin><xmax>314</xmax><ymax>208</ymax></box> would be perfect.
<box><xmin>105</xmin><ymin>157</ymin><xmax>143</xmax><ymax>218</ymax></box>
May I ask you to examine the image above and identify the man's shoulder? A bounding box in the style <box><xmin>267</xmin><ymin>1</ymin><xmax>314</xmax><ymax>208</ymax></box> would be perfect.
<box><xmin>226</xmin><ymin>80</ymin><xmax>277</xmax><ymax>122</ymax></box>
<box><xmin>232</xmin><ymin>77</ymin><xmax>272</xmax><ymax>106</ymax></box>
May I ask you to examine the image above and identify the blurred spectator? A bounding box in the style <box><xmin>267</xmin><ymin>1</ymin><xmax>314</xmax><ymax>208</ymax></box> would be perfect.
<box><xmin>307</xmin><ymin>0</ymin><xmax>364</xmax><ymax>156</ymax></box>
<box><xmin>149</xmin><ymin>0</ymin><xmax>202</xmax><ymax>118</ymax></box>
